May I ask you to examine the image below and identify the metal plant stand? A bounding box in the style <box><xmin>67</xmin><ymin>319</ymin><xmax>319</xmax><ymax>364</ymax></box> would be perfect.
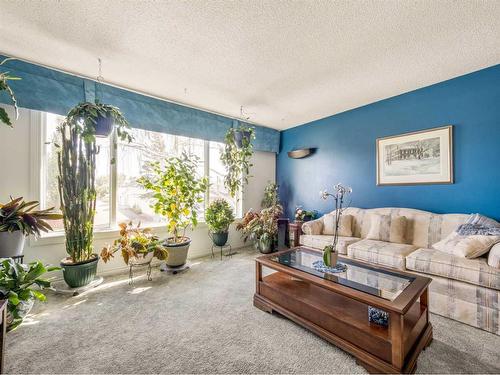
<box><xmin>211</xmin><ymin>243</ymin><xmax>235</xmax><ymax>260</ymax></box>
<box><xmin>128</xmin><ymin>261</ymin><xmax>153</xmax><ymax>285</ymax></box>
<box><xmin>12</xmin><ymin>255</ymin><xmax>24</xmax><ymax>264</ymax></box>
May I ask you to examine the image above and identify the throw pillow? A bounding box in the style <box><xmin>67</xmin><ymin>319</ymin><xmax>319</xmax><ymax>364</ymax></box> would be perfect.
<box><xmin>432</xmin><ymin>231</ymin><xmax>500</xmax><ymax>259</ymax></box>
<box><xmin>487</xmin><ymin>244</ymin><xmax>500</xmax><ymax>268</ymax></box>
<box><xmin>322</xmin><ymin>214</ymin><xmax>353</xmax><ymax>237</ymax></box>
<box><xmin>302</xmin><ymin>220</ymin><xmax>323</xmax><ymax>235</ymax></box>
<box><xmin>366</xmin><ymin>214</ymin><xmax>407</xmax><ymax>244</ymax></box>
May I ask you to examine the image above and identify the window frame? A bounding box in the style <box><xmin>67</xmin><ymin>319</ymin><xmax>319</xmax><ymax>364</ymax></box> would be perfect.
<box><xmin>32</xmin><ymin>111</ymin><xmax>242</xmax><ymax>241</ymax></box>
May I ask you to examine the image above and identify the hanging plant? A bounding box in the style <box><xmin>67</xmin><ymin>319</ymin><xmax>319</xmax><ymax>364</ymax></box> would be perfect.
<box><xmin>0</xmin><ymin>58</ymin><xmax>21</xmax><ymax>127</ymax></box>
<box><xmin>66</xmin><ymin>100</ymin><xmax>133</xmax><ymax>142</ymax></box>
<box><xmin>221</xmin><ymin>125</ymin><xmax>255</xmax><ymax>198</ymax></box>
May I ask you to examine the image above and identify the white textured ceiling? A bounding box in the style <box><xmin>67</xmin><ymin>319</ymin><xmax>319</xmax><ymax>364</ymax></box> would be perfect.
<box><xmin>1</xmin><ymin>0</ymin><xmax>499</xmax><ymax>130</ymax></box>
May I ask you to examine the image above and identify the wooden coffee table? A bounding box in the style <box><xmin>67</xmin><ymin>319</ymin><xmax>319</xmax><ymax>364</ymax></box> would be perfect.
<box><xmin>254</xmin><ymin>247</ymin><xmax>433</xmax><ymax>374</ymax></box>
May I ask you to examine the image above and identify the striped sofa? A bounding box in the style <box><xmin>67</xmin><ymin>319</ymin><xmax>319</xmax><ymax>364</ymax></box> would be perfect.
<box><xmin>300</xmin><ymin>207</ymin><xmax>500</xmax><ymax>335</ymax></box>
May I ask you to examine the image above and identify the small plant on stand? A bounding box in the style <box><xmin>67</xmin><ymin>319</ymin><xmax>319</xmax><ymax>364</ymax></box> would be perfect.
<box><xmin>320</xmin><ymin>184</ymin><xmax>352</xmax><ymax>267</ymax></box>
<box><xmin>205</xmin><ymin>199</ymin><xmax>235</xmax><ymax>247</ymax></box>
<box><xmin>100</xmin><ymin>222</ymin><xmax>168</xmax><ymax>283</ymax></box>
<box><xmin>294</xmin><ymin>206</ymin><xmax>318</xmax><ymax>223</ymax></box>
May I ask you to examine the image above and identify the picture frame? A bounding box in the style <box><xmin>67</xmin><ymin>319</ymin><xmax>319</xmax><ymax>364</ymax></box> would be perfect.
<box><xmin>376</xmin><ymin>125</ymin><xmax>453</xmax><ymax>185</ymax></box>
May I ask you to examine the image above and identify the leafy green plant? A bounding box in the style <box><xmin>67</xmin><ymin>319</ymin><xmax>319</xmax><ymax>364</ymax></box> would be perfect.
<box><xmin>294</xmin><ymin>206</ymin><xmax>318</xmax><ymax>221</ymax></box>
<box><xmin>0</xmin><ymin>58</ymin><xmax>21</xmax><ymax>127</ymax></box>
<box><xmin>261</xmin><ymin>182</ymin><xmax>279</xmax><ymax>208</ymax></box>
<box><xmin>220</xmin><ymin>125</ymin><xmax>255</xmax><ymax>198</ymax></box>
<box><xmin>205</xmin><ymin>199</ymin><xmax>235</xmax><ymax>233</ymax></box>
<box><xmin>0</xmin><ymin>197</ymin><xmax>62</xmax><ymax>236</ymax></box>
<box><xmin>137</xmin><ymin>153</ymin><xmax>209</xmax><ymax>244</ymax></box>
<box><xmin>236</xmin><ymin>203</ymin><xmax>283</xmax><ymax>244</ymax></box>
<box><xmin>0</xmin><ymin>258</ymin><xmax>59</xmax><ymax>331</ymax></box>
<box><xmin>66</xmin><ymin>101</ymin><xmax>132</xmax><ymax>143</ymax></box>
<box><xmin>57</xmin><ymin>119</ymin><xmax>98</xmax><ymax>263</ymax></box>
<box><xmin>100</xmin><ymin>222</ymin><xmax>168</xmax><ymax>265</ymax></box>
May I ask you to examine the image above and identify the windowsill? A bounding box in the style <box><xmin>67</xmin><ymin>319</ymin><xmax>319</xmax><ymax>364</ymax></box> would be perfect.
<box><xmin>29</xmin><ymin>219</ymin><xmax>242</xmax><ymax>247</ymax></box>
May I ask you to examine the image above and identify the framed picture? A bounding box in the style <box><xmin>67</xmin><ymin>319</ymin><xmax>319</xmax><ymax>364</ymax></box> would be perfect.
<box><xmin>376</xmin><ymin>125</ymin><xmax>453</xmax><ymax>185</ymax></box>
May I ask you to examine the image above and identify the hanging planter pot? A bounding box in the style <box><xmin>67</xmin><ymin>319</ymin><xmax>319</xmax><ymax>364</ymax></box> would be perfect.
<box><xmin>94</xmin><ymin>114</ymin><xmax>114</xmax><ymax>137</ymax></box>
<box><xmin>233</xmin><ymin>130</ymin><xmax>251</xmax><ymax>148</ymax></box>
<box><xmin>66</xmin><ymin>101</ymin><xmax>133</xmax><ymax>143</ymax></box>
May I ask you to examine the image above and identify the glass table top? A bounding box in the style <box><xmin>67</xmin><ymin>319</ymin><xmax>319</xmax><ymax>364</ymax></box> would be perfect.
<box><xmin>270</xmin><ymin>247</ymin><xmax>415</xmax><ymax>301</ymax></box>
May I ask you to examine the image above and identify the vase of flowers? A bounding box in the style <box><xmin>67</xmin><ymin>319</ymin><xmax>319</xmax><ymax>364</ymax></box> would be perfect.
<box><xmin>320</xmin><ymin>183</ymin><xmax>352</xmax><ymax>267</ymax></box>
<box><xmin>294</xmin><ymin>206</ymin><xmax>318</xmax><ymax>223</ymax></box>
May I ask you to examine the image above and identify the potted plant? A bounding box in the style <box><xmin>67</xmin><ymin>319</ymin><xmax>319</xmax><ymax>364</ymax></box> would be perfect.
<box><xmin>57</xmin><ymin>102</ymin><xmax>132</xmax><ymax>288</ymax></box>
<box><xmin>205</xmin><ymin>199</ymin><xmax>235</xmax><ymax>246</ymax></box>
<box><xmin>66</xmin><ymin>100</ymin><xmax>132</xmax><ymax>140</ymax></box>
<box><xmin>0</xmin><ymin>258</ymin><xmax>59</xmax><ymax>331</ymax></box>
<box><xmin>220</xmin><ymin>125</ymin><xmax>255</xmax><ymax>198</ymax></box>
<box><xmin>237</xmin><ymin>203</ymin><xmax>283</xmax><ymax>253</ymax></box>
<box><xmin>100</xmin><ymin>222</ymin><xmax>168</xmax><ymax>266</ymax></box>
<box><xmin>138</xmin><ymin>153</ymin><xmax>208</xmax><ymax>267</ymax></box>
<box><xmin>0</xmin><ymin>197</ymin><xmax>62</xmax><ymax>257</ymax></box>
<box><xmin>0</xmin><ymin>58</ymin><xmax>20</xmax><ymax>127</ymax></box>
<box><xmin>294</xmin><ymin>206</ymin><xmax>318</xmax><ymax>223</ymax></box>
<box><xmin>320</xmin><ymin>183</ymin><xmax>352</xmax><ymax>266</ymax></box>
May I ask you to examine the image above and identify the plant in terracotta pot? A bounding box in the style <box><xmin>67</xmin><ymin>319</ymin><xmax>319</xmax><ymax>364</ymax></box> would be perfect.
<box><xmin>0</xmin><ymin>197</ymin><xmax>62</xmax><ymax>257</ymax></box>
<box><xmin>100</xmin><ymin>222</ymin><xmax>168</xmax><ymax>266</ymax></box>
<box><xmin>0</xmin><ymin>258</ymin><xmax>59</xmax><ymax>331</ymax></box>
<box><xmin>205</xmin><ymin>199</ymin><xmax>235</xmax><ymax>247</ymax></box>
<box><xmin>137</xmin><ymin>153</ymin><xmax>208</xmax><ymax>267</ymax></box>
<box><xmin>220</xmin><ymin>125</ymin><xmax>255</xmax><ymax>198</ymax></box>
<box><xmin>0</xmin><ymin>58</ymin><xmax>21</xmax><ymax>127</ymax></box>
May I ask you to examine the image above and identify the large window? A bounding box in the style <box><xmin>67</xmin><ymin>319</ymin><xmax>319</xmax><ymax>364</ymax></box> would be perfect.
<box><xmin>40</xmin><ymin>113</ymin><xmax>240</xmax><ymax>233</ymax></box>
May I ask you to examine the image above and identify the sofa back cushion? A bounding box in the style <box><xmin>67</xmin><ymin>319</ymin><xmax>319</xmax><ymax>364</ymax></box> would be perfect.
<box><xmin>365</xmin><ymin>214</ymin><xmax>407</xmax><ymax>244</ymax></box>
<box><xmin>332</xmin><ymin>207</ymin><xmax>470</xmax><ymax>248</ymax></box>
<box><xmin>323</xmin><ymin>214</ymin><xmax>353</xmax><ymax>236</ymax></box>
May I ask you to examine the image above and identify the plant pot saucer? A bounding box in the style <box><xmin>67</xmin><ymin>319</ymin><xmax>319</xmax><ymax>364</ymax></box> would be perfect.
<box><xmin>52</xmin><ymin>276</ymin><xmax>104</xmax><ymax>297</ymax></box>
<box><xmin>160</xmin><ymin>262</ymin><xmax>190</xmax><ymax>275</ymax></box>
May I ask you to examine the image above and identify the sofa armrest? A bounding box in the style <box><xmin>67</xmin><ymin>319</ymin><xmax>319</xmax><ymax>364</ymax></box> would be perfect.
<box><xmin>488</xmin><ymin>242</ymin><xmax>500</xmax><ymax>269</ymax></box>
<box><xmin>302</xmin><ymin>218</ymin><xmax>324</xmax><ymax>235</ymax></box>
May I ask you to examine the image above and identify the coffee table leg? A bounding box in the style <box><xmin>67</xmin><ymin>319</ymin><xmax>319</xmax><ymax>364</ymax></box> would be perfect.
<box><xmin>255</xmin><ymin>262</ymin><xmax>262</xmax><ymax>294</ymax></box>
<box><xmin>390</xmin><ymin>311</ymin><xmax>405</xmax><ymax>371</ymax></box>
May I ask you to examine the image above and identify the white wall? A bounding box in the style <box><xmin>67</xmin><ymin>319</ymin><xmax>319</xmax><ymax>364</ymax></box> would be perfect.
<box><xmin>0</xmin><ymin>105</ymin><xmax>276</xmax><ymax>275</ymax></box>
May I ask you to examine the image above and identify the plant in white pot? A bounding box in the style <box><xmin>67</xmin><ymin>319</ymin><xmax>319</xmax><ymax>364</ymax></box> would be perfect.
<box><xmin>138</xmin><ymin>153</ymin><xmax>208</xmax><ymax>267</ymax></box>
<box><xmin>0</xmin><ymin>197</ymin><xmax>62</xmax><ymax>257</ymax></box>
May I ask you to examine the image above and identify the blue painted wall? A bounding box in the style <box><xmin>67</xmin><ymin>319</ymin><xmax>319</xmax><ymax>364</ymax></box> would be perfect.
<box><xmin>277</xmin><ymin>64</ymin><xmax>500</xmax><ymax>220</ymax></box>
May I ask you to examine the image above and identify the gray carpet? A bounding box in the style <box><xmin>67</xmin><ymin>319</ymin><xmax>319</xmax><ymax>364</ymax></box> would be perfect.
<box><xmin>6</xmin><ymin>248</ymin><xmax>500</xmax><ymax>374</ymax></box>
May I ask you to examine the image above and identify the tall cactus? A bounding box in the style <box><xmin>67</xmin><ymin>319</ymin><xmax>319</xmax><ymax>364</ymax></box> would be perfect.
<box><xmin>57</xmin><ymin>120</ymin><xmax>97</xmax><ymax>263</ymax></box>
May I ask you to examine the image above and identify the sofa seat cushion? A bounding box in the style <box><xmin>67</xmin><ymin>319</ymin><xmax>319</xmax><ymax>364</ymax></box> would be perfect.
<box><xmin>347</xmin><ymin>239</ymin><xmax>417</xmax><ymax>270</ymax></box>
<box><xmin>300</xmin><ymin>235</ymin><xmax>360</xmax><ymax>255</ymax></box>
<box><xmin>406</xmin><ymin>248</ymin><xmax>500</xmax><ymax>290</ymax></box>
